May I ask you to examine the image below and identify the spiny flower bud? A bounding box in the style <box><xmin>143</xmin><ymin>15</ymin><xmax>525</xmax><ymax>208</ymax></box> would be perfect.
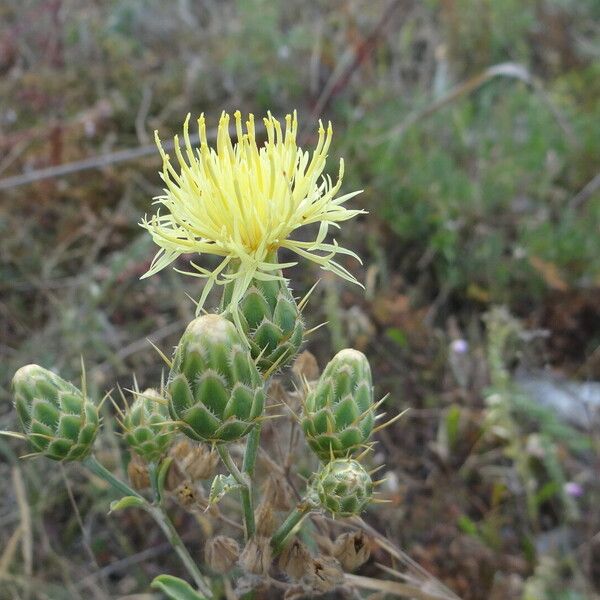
<box><xmin>222</xmin><ymin>276</ymin><xmax>304</xmax><ymax>374</ymax></box>
<box><xmin>205</xmin><ymin>536</ymin><xmax>240</xmax><ymax>574</ymax></box>
<box><xmin>121</xmin><ymin>388</ymin><xmax>173</xmax><ymax>463</ymax></box>
<box><xmin>12</xmin><ymin>364</ymin><xmax>99</xmax><ymax>461</ymax></box>
<box><xmin>278</xmin><ymin>539</ymin><xmax>312</xmax><ymax>581</ymax></box>
<box><xmin>308</xmin><ymin>555</ymin><xmax>344</xmax><ymax>593</ymax></box>
<box><xmin>170</xmin><ymin>439</ymin><xmax>219</xmax><ymax>481</ymax></box>
<box><xmin>302</xmin><ymin>349</ymin><xmax>374</xmax><ymax>461</ymax></box>
<box><xmin>239</xmin><ymin>536</ymin><xmax>272</xmax><ymax>575</ymax></box>
<box><xmin>168</xmin><ymin>315</ymin><xmax>265</xmax><ymax>443</ymax></box>
<box><xmin>127</xmin><ymin>453</ymin><xmax>150</xmax><ymax>490</ymax></box>
<box><xmin>333</xmin><ymin>531</ymin><xmax>371</xmax><ymax>571</ymax></box>
<box><xmin>314</xmin><ymin>459</ymin><xmax>373</xmax><ymax>517</ymax></box>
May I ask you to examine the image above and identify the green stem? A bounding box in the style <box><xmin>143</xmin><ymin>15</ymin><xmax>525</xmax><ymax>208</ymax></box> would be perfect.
<box><xmin>270</xmin><ymin>503</ymin><xmax>311</xmax><ymax>556</ymax></box>
<box><xmin>147</xmin><ymin>504</ymin><xmax>212</xmax><ymax>598</ymax></box>
<box><xmin>217</xmin><ymin>444</ymin><xmax>255</xmax><ymax>539</ymax></box>
<box><xmin>83</xmin><ymin>456</ymin><xmax>212</xmax><ymax>598</ymax></box>
<box><xmin>242</xmin><ymin>424</ymin><xmax>261</xmax><ymax>476</ymax></box>
<box><xmin>83</xmin><ymin>455</ymin><xmax>144</xmax><ymax>500</ymax></box>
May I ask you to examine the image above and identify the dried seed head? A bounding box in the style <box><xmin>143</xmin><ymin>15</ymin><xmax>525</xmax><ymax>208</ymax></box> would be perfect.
<box><xmin>170</xmin><ymin>439</ymin><xmax>219</xmax><ymax>481</ymax></box>
<box><xmin>164</xmin><ymin>458</ymin><xmax>186</xmax><ymax>491</ymax></box>
<box><xmin>205</xmin><ymin>536</ymin><xmax>240</xmax><ymax>574</ymax></box>
<box><xmin>173</xmin><ymin>480</ymin><xmax>201</xmax><ymax>509</ymax></box>
<box><xmin>239</xmin><ymin>536</ymin><xmax>273</xmax><ymax>575</ymax></box>
<box><xmin>255</xmin><ymin>500</ymin><xmax>276</xmax><ymax>537</ymax></box>
<box><xmin>263</xmin><ymin>473</ymin><xmax>293</xmax><ymax>511</ymax></box>
<box><xmin>127</xmin><ymin>454</ymin><xmax>150</xmax><ymax>490</ymax></box>
<box><xmin>333</xmin><ymin>531</ymin><xmax>371</xmax><ymax>571</ymax></box>
<box><xmin>292</xmin><ymin>350</ymin><xmax>320</xmax><ymax>383</ymax></box>
<box><xmin>308</xmin><ymin>555</ymin><xmax>344</xmax><ymax>593</ymax></box>
<box><xmin>278</xmin><ymin>539</ymin><xmax>312</xmax><ymax>581</ymax></box>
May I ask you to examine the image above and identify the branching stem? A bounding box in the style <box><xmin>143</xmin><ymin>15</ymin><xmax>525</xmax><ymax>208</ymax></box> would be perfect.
<box><xmin>217</xmin><ymin>444</ymin><xmax>255</xmax><ymax>540</ymax></box>
<box><xmin>83</xmin><ymin>455</ymin><xmax>212</xmax><ymax>598</ymax></box>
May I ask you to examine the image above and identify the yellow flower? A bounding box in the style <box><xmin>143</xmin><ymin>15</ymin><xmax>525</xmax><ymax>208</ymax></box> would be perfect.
<box><xmin>140</xmin><ymin>110</ymin><xmax>363</xmax><ymax>314</ymax></box>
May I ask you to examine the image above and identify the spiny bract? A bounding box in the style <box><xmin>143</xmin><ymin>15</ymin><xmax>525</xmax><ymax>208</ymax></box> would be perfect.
<box><xmin>122</xmin><ymin>388</ymin><xmax>174</xmax><ymax>463</ymax></box>
<box><xmin>313</xmin><ymin>458</ymin><xmax>373</xmax><ymax>517</ymax></box>
<box><xmin>302</xmin><ymin>348</ymin><xmax>374</xmax><ymax>462</ymax></box>
<box><xmin>168</xmin><ymin>314</ymin><xmax>265</xmax><ymax>443</ymax></box>
<box><xmin>221</xmin><ymin>275</ymin><xmax>304</xmax><ymax>374</ymax></box>
<box><xmin>12</xmin><ymin>364</ymin><xmax>99</xmax><ymax>461</ymax></box>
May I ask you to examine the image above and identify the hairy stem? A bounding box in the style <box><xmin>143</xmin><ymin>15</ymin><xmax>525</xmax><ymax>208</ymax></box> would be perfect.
<box><xmin>242</xmin><ymin>424</ymin><xmax>261</xmax><ymax>477</ymax></box>
<box><xmin>271</xmin><ymin>503</ymin><xmax>311</xmax><ymax>556</ymax></box>
<box><xmin>83</xmin><ymin>455</ymin><xmax>212</xmax><ymax>598</ymax></box>
<box><xmin>147</xmin><ymin>504</ymin><xmax>212</xmax><ymax>597</ymax></box>
<box><xmin>217</xmin><ymin>444</ymin><xmax>255</xmax><ymax>540</ymax></box>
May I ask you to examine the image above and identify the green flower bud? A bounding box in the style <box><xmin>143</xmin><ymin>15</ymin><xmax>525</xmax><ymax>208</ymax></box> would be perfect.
<box><xmin>222</xmin><ymin>276</ymin><xmax>304</xmax><ymax>374</ymax></box>
<box><xmin>302</xmin><ymin>349</ymin><xmax>374</xmax><ymax>462</ymax></box>
<box><xmin>168</xmin><ymin>315</ymin><xmax>265</xmax><ymax>443</ymax></box>
<box><xmin>313</xmin><ymin>459</ymin><xmax>373</xmax><ymax>517</ymax></box>
<box><xmin>12</xmin><ymin>364</ymin><xmax>99</xmax><ymax>461</ymax></box>
<box><xmin>122</xmin><ymin>388</ymin><xmax>174</xmax><ymax>463</ymax></box>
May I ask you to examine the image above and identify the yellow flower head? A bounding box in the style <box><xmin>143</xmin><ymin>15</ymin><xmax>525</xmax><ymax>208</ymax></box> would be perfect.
<box><xmin>141</xmin><ymin>110</ymin><xmax>363</xmax><ymax>313</ymax></box>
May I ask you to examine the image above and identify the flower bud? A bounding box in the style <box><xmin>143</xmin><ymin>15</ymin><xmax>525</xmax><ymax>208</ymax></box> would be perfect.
<box><xmin>168</xmin><ymin>315</ymin><xmax>265</xmax><ymax>443</ymax></box>
<box><xmin>314</xmin><ymin>459</ymin><xmax>373</xmax><ymax>517</ymax></box>
<box><xmin>239</xmin><ymin>536</ymin><xmax>272</xmax><ymax>575</ymax></box>
<box><xmin>122</xmin><ymin>388</ymin><xmax>173</xmax><ymax>463</ymax></box>
<box><xmin>332</xmin><ymin>531</ymin><xmax>371</xmax><ymax>571</ymax></box>
<box><xmin>302</xmin><ymin>349</ymin><xmax>374</xmax><ymax>462</ymax></box>
<box><xmin>222</xmin><ymin>277</ymin><xmax>304</xmax><ymax>374</ymax></box>
<box><xmin>205</xmin><ymin>536</ymin><xmax>240</xmax><ymax>574</ymax></box>
<box><xmin>12</xmin><ymin>364</ymin><xmax>99</xmax><ymax>461</ymax></box>
<box><xmin>278</xmin><ymin>539</ymin><xmax>312</xmax><ymax>581</ymax></box>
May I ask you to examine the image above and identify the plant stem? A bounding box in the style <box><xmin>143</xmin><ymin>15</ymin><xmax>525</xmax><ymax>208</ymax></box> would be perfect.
<box><xmin>271</xmin><ymin>503</ymin><xmax>311</xmax><ymax>556</ymax></box>
<box><xmin>147</xmin><ymin>504</ymin><xmax>212</xmax><ymax>598</ymax></box>
<box><xmin>83</xmin><ymin>455</ymin><xmax>212</xmax><ymax>598</ymax></box>
<box><xmin>83</xmin><ymin>455</ymin><xmax>144</xmax><ymax>500</ymax></box>
<box><xmin>242</xmin><ymin>424</ymin><xmax>261</xmax><ymax>476</ymax></box>
<box><xmin>217</xmin><ymin>444</ymin><xmax>255</xmax><ymax>539</ymax></box>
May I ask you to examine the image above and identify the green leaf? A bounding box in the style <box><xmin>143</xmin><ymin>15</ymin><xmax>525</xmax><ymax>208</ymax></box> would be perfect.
<box><xmin>151</xmin><ymin>574</ymin><xmax>207</xmax><ymax>600</ymax></box>
<box><xmin>445</xmin><ymin>405</ymin><xmax>461</xmax><ymax>450</ymax></box>
<box><xmin>109</xmin><ymin>495</ymin><xmax>146</xmax><ymax>512</ymax></box>
<box><xmin>209</xmin><ymin>473</ymin><xmax>242</xmax><ymax>505</ymax></box>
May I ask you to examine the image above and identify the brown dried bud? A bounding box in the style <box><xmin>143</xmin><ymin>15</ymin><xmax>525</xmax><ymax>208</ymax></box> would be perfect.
<box><xmin>266</xmin><ymin>378</ymin><xmax>289</xmax><ymax>408</ymax></box>
<box><xmin>127</xmin><ymin>454</ymin><xmax>149</xmax><ymax>490</ymax></box>
<box><xmin>239</xmin><ymin>536</ymin><xmax>272</xmax><ymax>575</ymax></box>
<box><xmin>255</xmin><ymin>500</ymin><xmax>276</xmax><ymax>537</ymax></box>
<box><xmin>333</xmin><ymin>531</ymin><xmax>371</xmax><ymax>572</ymax></box>
<box><xmin>205</xmin><ymin>536</ymin><xmax>240</xmax><ymax>574</ymax></box>
<box><xmin>308</xmin><ymin>555</ymin><xmax>344</xmax><ymax>593</ymax></box>
<box><xmin>164</xmin><ymin>459</ymin><xmax>186</xmax><ymax>491</ymax></box>
<box><xmin>292</xmin><ymin>350</ymin><xmax>320</xmax><ymax>382</ymax></box>
<box><xmin>170</xmin><ymin>439</ymin><xmax>219</xmax><ymax>481</ymax></box>
<box><xmin>263</xmin><ymin>474</ymin><xmax>292</xmax><ymax>511</ymax></box>
<box><xmin>278</xmin><ymin>538</ymin><xmax>312</xmax><ymax>581</ymax></box>
<box><xmin>173</xmin><ymin>480</ymin><xmax>201</xmax><ymax>509</ymax></box>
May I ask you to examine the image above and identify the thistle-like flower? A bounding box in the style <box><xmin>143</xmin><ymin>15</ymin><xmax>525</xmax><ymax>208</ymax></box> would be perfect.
<box><xmin>11</xmin><ymin>364</ymin><xmax>99</xmax><ymax>461</ymax></box>
<box><xmin>120</xmin><ymin>387</ymin><xmax>174</xmax><ymax>464</ymax></box>
<box><xmin>313</xmin><ymin>458</ymin><xmax>373</xmax><ymax>517</ymax></box>
<box><xmin>302</xmin><ymin>348</ymin><xmax>375</xmax><ymax>462</ymax></box>
<box><xmin>140</xmin><ymin>111</ymin><xmax>363</xmax><ymax>319</ymax></box>
<box><xmin>168</xmin><ymin>314</ymin><xmax>265</xmax><ymax>443</ymax></box>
